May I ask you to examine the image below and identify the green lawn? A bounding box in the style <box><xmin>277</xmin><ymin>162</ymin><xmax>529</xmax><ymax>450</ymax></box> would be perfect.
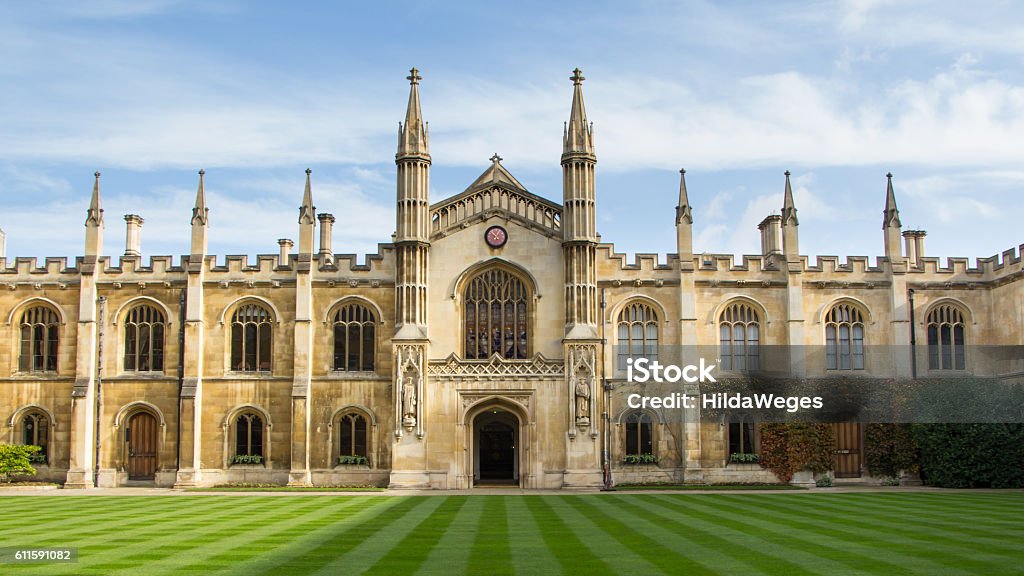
<box><xmin>0</xmin><ymin>492</ymin><xmax>1021</xmax><ymax>575</ymax></box>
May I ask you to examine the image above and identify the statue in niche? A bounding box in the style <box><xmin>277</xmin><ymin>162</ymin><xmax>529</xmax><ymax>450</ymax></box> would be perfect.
<box><xmin>575</xmin><ymin>372</ymin><xmax>591</xmax><ymax>425</ymax></box>
<box><xmin>399</xmin><ymin>347</ymin><xmax>421</xmax><ymax>429</ymax></box>
<box><xmin>570</xmin><ymin>345</ymin><xmax>595</xmax><ymax>426</ymax></box>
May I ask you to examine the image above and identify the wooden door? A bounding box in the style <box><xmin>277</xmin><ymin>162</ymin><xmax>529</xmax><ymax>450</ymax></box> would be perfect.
<box><xmin>832</xmin><ymin>421</ymin><xmax>862</xmax><ymax>478</ymax></box>
<box><xmin>127</xmin><ymin>412</ymin><xmax>158</xmax><ymax>480</ymax></box>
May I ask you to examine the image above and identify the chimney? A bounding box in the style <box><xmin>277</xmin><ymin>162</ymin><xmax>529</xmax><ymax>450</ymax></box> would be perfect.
<box><xmin>0</xmin><ymin>227</ymin><xmax>6</xmax><ymax>260</ymax></box>
<box><xmin>903</xmin><ymin>230</ymin><xmax>918</xmax><ymax>269</ymax></box>
<box><xmin>902</xmin><ymin>230</ymin><xmax>926</xmax><ymax>269</ymax></box>
<box><xmin>758</xmin><ymin>214</ymin><xmax>782</xmax><ymax>259</ymax></box>
<box><xmin>913</xmin><ymin>230</ymin><xmax>926</xmax><ymax>268</ymax></box>
<box><xmin>318</xmin><ymin>213</ymin><xmax>335</xmax><ymax>265</ymax></box>
<box><xmin>278</xmin><ymin>238</ymin><xmax>293</xmax><ymax>268</ymax></box>
<box><xmin>124</xmin><ymin>214</ymin><xmax>144</xmax><ymax>257</ymax></box>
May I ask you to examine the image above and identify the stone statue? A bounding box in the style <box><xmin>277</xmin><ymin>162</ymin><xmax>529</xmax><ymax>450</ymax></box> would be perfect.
<box><xmin>575</xmin><ymin>373</ymin><xmax>590</xmax><ymax>424</ymax></box>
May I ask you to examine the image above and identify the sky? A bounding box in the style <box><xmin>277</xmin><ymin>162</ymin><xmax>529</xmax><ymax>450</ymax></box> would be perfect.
<box><xmin>1</xmin><ymin>0</ymin><xmax>1023</xmax><ymax>265</ymax></box>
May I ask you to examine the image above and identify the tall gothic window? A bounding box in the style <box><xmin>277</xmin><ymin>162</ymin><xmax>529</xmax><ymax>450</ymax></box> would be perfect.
<box><xmin>719</xmin><ymin>301</ymin><xmax>760</xmax><ymax>371</ymax></box>
<box><xmin>927</xmin><ymin>304</ymin><xmax>966</xmax><ymax>371</ymax></box>
<box><xmin>21</xmin><ymin>411</ymin><xmax>50</xmax><ymax>461</ymax></box>
<box><xmin>624</xmin><ymin>411</ymin><xmax>653</xmax><ymax>456</ymax></box>
<box><xmin>825</xmin><ymin>303</ymin><xmax>865</xmax><ymax>370</ymax></box>
<box><xmin>124</xmin><ymin>304</ymin><xmax>166</xmax><ymax>372</ymax></box>
<box><xmin>338</xmin><ymin>412</ymin><xmax>368</xmax><ymax>460</ymax></box>
<box><xmin>728</xmin><ymin>414</ymin><xmax>756</xmax><ymax>455</ymax></box>
<box><xmin>617</xmin><ymin>301</ymin><xmax>659</xmax><ymax>370</ymax></box>
<box><xmin>19</xmin><ymin>305</ymin><xmax>60</xmax><ymax>373</ymax></box>
<box><xmin>234</xmin><ymin>412</ymin><xmax>264</xmax><ymax>459</ymax></box>
<box><xmin>230</xmin><ymin>302</ymin><xmax>273</xmax><ymax>372</ymax></box>
<box><xmin>333</xmin><ymin>302</ymin><xmax>376</xmax><ymax>372</ymax></box>
<box><xmin>464</xmin><ymin>268</ymin><xmax>528</xmax><ymax>360</ymax></box>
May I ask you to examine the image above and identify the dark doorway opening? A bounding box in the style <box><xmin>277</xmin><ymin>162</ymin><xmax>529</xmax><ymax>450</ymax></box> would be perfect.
<box><xmin>474</xmin><ymin>409</ymin><xmax>519</xmax><ymax>486</ymax></box>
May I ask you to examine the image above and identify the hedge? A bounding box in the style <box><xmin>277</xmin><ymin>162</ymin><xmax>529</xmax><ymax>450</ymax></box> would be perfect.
<box><xmin>912</xmin><ymin>424</ymin><xmax>1024</xmax><ymax>488</ymax></box>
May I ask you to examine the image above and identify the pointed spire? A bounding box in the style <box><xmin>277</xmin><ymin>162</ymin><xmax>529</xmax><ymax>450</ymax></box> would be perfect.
<box><xmin>397</xmin><ymin>67</ymin><xmax>429</xmax><ymax>157</ymax></box>
<box><xmin>299</xmin><ymin>168</ymin><xmax>316</xmax><ymax>225</ymax></box>
<box><xmin>883</xmin><ymin>171</ymin><xmax>901</xmax><ymax>228</ymax></box>
<box><xmin>563</xmin><ymin>67</ymin><xmax>594</xmax><ymax>156</ymax></box>
<box><xmin>85</xmin><ymin>171</ymin><xmax>103</xmax><ymax>227</ymax></box>
<box><xmin>676</xmin><ymin>168</ymin><xmax>692</xmax><ymax>225</ymax></box>
<box><xmin>191</xmin><ymin>169</ymin><xmax>209</xmax><ymax>226</ymax></box>
<box><xmin>781</xmin><ymin>170</ymin><xmax>798</xmax><ymax>226</ymax></box>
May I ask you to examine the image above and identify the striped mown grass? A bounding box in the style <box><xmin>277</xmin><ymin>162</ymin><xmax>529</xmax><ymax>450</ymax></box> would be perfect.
<box><xmin>0</xmin><ymin>492</ymin><xmax>1021</xmax><ymax>575</ymax></box>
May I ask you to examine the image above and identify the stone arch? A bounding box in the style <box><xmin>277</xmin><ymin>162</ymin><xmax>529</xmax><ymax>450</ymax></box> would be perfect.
<box><xmin>816</xmin><ymin>296</ymin><xmax>874</xmax><ymax>325</ymax></box>
<box><xmin>218</xmin><ymin>296</ymin><xmax>282</xmax><ymax>325</ymax></box>
<box><xmin>328</xmin><ymin>404</ymin><xmax>378</xmax><ymax>468</ymax></box>
<box><xmin>449</xmin><ymin>257</ymin><xmax>541</xmax><ymax>301</ymax></box>
<box><xmin>222</xmin><ymin>403</ymin><xmax>273</xmax><ymax>467</ymax></box>
<box><xmin>608</xmin><ymin>294</ymin><xmax>668</xmax><ymax>327</ymax></box>
<box><xmin>6</xmin><ymin>297</ymin><xmax>67</xmax><ymax>325</ymax></box>
<box><xmin>112</xmin><ymin>296</ymin><xmax>174</xmax><ymax>327</ymax></box>
<box><xmin>462</xmin><ymin>395</ymin><xmax>532</xmax><ymax>489</ymax></box>
<box><xmin>322</xmin><ymin>296</ymin><xmax>385</xmax><ymax>325</ymax></box>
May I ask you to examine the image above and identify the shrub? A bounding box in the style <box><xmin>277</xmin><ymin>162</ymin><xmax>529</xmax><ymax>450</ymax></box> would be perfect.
<box><xmin>912</xmin><ymin>424</ymin><xmax>1024</xmax><ymax>488</ymax></box>
<box><xmin>0</xmin><ymin>444</ymin><xmax>40</xmax><ymax>482</ymax></box>
<box><xmin>729</xmin><ymin>452</ymin><xmax>760</xmax><ymax>464</ymax></box>
<box><xmin>232</xmin><ymin>454</ymin><xmax>264</xmax><ymax>465</ymax></box>
<box><xmin>623</xmin><ymin>454</ymin><xmax>659</xmax><ymax>465</ymax></box>
<box><xmin>337</xmin><ymin>455</ymin><xmax>369</xmax><ymax>466</ymax></box>
<box><xmin>759</xmin><ymin>423</ymin><xmax>834</xmax><ymax>483</ymax></box>
<box><xmin>865</xmin><ymin>423</ymin><xmax>918</xmax><ymax>478</ymax></box>
<box><xmin>880</xmin><ymin>476</ymin><xmax>901</xmax><ymax>486</ymax></box>
<box><xmin>816</xmin><ymin>475</ymin><xmax>833</xmax><ymax>488</ymax></box>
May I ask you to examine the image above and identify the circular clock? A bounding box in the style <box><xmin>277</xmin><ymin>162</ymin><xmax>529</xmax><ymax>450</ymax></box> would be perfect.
<box><xmin>485</xmin><ymin>225</ymin><xmax>508</xmax><ymax>248</ymax></box>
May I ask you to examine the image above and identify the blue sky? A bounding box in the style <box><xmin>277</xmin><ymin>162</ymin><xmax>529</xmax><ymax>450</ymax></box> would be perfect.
<box><xmin>2</xmin><ymin>1</ymin><xmax>1023</xmax><ymax>264</ymax></box>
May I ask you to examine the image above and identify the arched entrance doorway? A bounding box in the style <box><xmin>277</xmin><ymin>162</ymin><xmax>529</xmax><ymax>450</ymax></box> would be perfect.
<box><xmin>473</xmin><ymin>409</ymin><xmax>519</xmax><ymax>486</ymax></box>
<box><xmin>127</xmin><ymin>411</ymin><xmax>158</xmax><ymax>480</ymax></box>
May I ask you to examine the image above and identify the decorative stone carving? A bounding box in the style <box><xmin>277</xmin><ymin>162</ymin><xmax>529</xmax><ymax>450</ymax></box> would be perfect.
<box><xmin>395</xmin><ymin>345</ymin><xmax>423</xmax><ymax>432</ymax></box>
<box><xmin>568</xmin><ymin>344</ymin><xmax>596</xmax><ymax>428</ymax></box>
<box><xmin>428</xmin><ymin>353</ymin><xmax>563</xmax><ymax>380</ymax></box>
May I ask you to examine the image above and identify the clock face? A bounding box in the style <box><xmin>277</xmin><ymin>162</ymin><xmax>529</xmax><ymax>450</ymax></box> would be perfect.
<box><xmin>485</xmin><ymin>226</ymin><xmax>508</xmax><ymax>248</ymax></box>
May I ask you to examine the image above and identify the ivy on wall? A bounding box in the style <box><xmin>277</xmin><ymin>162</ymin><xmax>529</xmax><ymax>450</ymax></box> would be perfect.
<box><xmin>864</xmin><ymin>423</ymin><xmax>918</xmax><ymax>479</ymax></box>
<box><xmin>758</xmin><ymin>423</ymin><xmax>834</xmax><ymax>483</ymax></box>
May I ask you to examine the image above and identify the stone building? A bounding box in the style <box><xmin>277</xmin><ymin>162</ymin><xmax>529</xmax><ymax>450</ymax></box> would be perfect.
<box><xmin>1</xmin><ymin>68</ymin><xmax>1021</xmax><ymax>488</ymax></box>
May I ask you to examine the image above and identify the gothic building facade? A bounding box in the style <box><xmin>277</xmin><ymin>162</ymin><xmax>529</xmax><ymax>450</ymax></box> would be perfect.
<box><xmin>1</xmin><ymin>69</ymin><xmax>1021</xmax><ymax>488</ymax></box>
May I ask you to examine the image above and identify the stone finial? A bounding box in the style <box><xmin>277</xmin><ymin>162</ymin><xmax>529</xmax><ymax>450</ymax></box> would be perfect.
<box><xmin>191</xmin><ymin>168</ymin><xmax>209</xmax><ymax>226</ymax></box>
<box><xmin>407</xmin><ymin>67</ymin><xmax>422</xmax><ymax>85</ymax></box>
<box><xmin>883</xmin><ymin>171</ymin><xmax>901</xmax><ymax>229</ymax></box>
<box><xmin>676</xmin><ymin>168</ymin><xmax>692</xmax><ymax>225</ymax></box>
<box><xmin>299</xmin><ymin>168</ymin><xmax>316</xmax><ymax>225</ymax></box>
<box><xmin>781</xmin><ymin>170</ymin><xmax>798</xmax><ymax>226</ymax></box>
<box><xmin>86</xmin><ymin>171</ymin><xmax>104</xmax><ymax>227</ymax></box>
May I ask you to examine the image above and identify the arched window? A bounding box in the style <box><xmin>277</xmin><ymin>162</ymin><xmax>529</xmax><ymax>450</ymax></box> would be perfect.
<box><xmin>624</xmin><ymin>411</ymin><xmax>653</xmax><ymax>456</ymax></box>
<box><xmin>124</xmin><ymin>304</ymin><xmax>166</xmax><ymax>372</ymax></box>
<box><xmin>927</xmin><ymin>304</ymin><xmax>966</xmax><ymax>371</ymax></box>
<box><xmin>332</xmin><ymin>302</ymin><xmax>376</xmax><ymax>372</ymax></box>
<box><xmin>339</xmin><ymin>412</ymin><xmax>368</xmax><ymax>461</ymax></box>
<box><xmin>21</xmin><ymin>411</ymin><xmax>50</xmax><ymax>463</ymax></box>
<box><xmin>234</xmin><ymin>412</ymin><xmax>264</xmax><ymax>463</ymax></box>
<box><xmin>728</xmin><ymin>414</ymin><xmax>756</xmax><ymax>457</ymax></box>
<box><xmin>19</xmin><ymin>305</ymin><xmax>60</xmax><ymax>373</ymax></box>
<box><xmin>617</xmin><ymin>301</ymin><xmax>659</xmax><ymax>370</ymax></box>
<box><xmin>464</xmin><ymin>268</ymin><xmax>529</xmax><ymax>360</ymax></box>
<box><xmin>230</xmin><ymin>302</ymin><xmax>273</xmax><ymax>372</ymax></box>
<box><xmin>825</xmin><ymin>303</ymin><xmax>865</xmax><ymax>370</ymax></box>
<box><xmin>719</xmin><ymin>301</ymin><xmax>760</xmax><ymax>371</ymax></box>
